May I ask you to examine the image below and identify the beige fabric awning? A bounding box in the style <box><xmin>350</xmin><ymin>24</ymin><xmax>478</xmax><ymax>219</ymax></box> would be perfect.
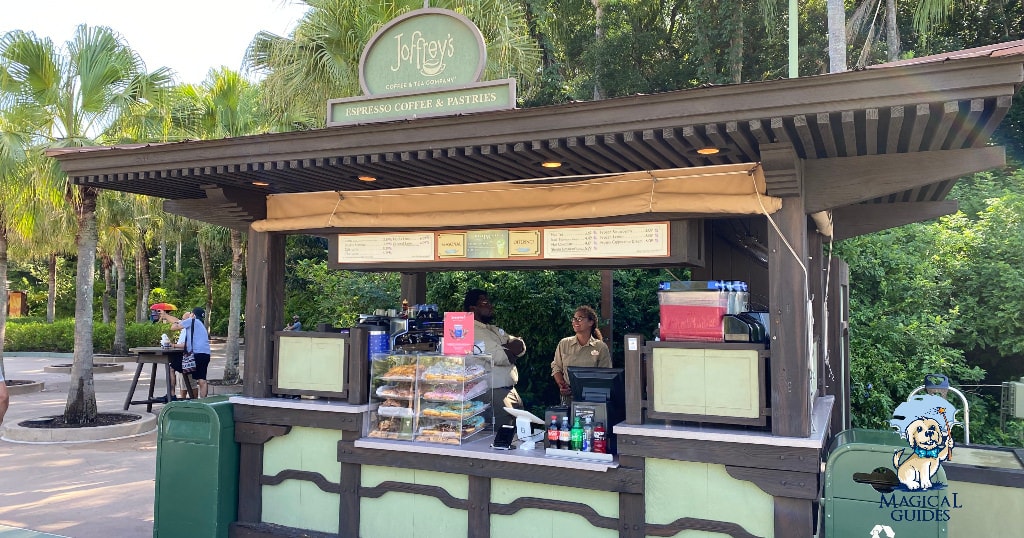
<box><xmin>252</xmin><ymin>163</ymin><xmax>781</xmax><ymax>232</ymax></box>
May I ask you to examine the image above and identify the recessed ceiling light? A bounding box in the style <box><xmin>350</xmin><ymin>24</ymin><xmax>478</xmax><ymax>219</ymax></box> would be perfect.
<box><xmin>696</xmin><ymin>147</ymin><xmax>720</xmax><ymax>155</ymax></box>
<box><xmin>252</xmin><ymin>180</ymin><xmax>270</xmax><ymax>186</ymax></box>
<box><xmin>541</xmin><ymin>160</ymin><xmax>562</xmax><ymax>168</ymax></box>
<box><xmin>358</xmin><ymin>175</ymin><xmax>377</xmax><ymax>182</ymax></box>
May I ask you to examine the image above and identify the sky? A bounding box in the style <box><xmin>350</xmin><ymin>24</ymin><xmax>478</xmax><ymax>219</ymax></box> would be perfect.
<box><xmin>0</xmin><ymin>0</ymin><xmax>310</xmax><ymax>85</ymax></box>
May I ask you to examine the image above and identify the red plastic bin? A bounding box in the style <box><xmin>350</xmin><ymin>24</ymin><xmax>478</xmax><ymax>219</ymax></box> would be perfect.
<box><xmin>657</xmin><ymin>291</ymin><xmax>728</xmax><ymax>342</ymax></box>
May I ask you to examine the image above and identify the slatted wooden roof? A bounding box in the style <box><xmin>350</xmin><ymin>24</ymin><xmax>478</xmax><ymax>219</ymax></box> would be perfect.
<box><xmin>49</xmin><ymin>40</ymin><xmax>1024</xmax><ymax>233</ymax></box>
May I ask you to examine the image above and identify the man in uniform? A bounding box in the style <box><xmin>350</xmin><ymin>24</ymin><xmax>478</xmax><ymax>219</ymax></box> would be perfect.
<box><xmin>464</xmin><ymin>289</ymin><xmax>526</xmax><ymax>427</ymax></box>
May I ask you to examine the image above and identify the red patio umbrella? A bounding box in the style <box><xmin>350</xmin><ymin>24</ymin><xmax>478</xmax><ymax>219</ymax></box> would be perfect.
<box><xmin>149</xmin><ymin>302</ymin><xmax>177</xmax><ymax>311</ymax></box>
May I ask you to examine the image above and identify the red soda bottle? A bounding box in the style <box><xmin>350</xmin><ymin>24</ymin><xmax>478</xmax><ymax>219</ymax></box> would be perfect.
<box><xmin>592</xmin><ymin>422</ymin><xmax>607</xmax><ymax>453</ymax></box>
<box><xmin>547</xmin><ymin>416</ymin><xmax>560</xmax><ymax>449</ymax></box>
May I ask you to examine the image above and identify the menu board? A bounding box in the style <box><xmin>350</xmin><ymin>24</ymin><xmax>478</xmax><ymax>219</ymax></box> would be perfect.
<box><xmin>337</xmin><ymin>233</ymin><xmax>435</xmax><ymax>263</ymax></box>
<box><xmin>508</xmin><ymin>230</ymin><xmax>540</xmax><ymax>257</ymax></box>
<box><xmin>466</xmin><ymin>230</ymin><xmax>508</xmax><ymax>258</ymax></box>
<box><xmin>544</xmin><ymin>223</ymin><xmax>669</xmax><ymax>259</ymax></box>
<box><xmin>335</xmin><ymin>222</ymin><xmax>672</xmax><ymax>265</ymax></box>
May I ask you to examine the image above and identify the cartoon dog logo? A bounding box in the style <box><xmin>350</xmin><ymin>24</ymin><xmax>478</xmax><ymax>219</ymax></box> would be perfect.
<box><xmin>889</xmin><ymin>393</ymin><xmax>958</xmax><ymax>491</ymax></box>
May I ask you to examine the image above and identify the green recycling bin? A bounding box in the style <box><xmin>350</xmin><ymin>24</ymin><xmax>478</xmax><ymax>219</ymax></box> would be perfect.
<box><xmin>154</xmin><ymin>396</ymin><xmax>239</xmax><ymax>538</ymax></box>
<box><xmin>824</xmin><ymin>428</ymin><xmax>948</xmax><ymax>538</ymax></box>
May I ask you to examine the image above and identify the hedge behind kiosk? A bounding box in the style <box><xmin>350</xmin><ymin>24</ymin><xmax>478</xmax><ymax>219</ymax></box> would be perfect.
<box><xmin>568</xmin><ymin>366</ymin><xmax>626</xmax><ymax>454</ymax></box>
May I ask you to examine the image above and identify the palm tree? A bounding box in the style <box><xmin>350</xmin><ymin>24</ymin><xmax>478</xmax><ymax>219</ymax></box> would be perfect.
<box><xmin>129</xmin><ymin>195</ymin><xmax>165</xmax><ymax>322</ymax></box>
<box><xmin>245</xmin><ymin>0</ymin><xmax>540</xmax><ymax>128</ymax></box>
<box><xmin>0</xmin><ymin>25</ymin><xmax>174</xmax><ymax>423</ymax></box>
<box><xmin>847</xmin><ymin>0</ymin><xmax>965</xmax><ymax>67</ymax></box>
<box><xmin>96</xmin><ymin>191</ymin><xmax>140</xmax><ymax>355</ymax></box>
<box><xmin>0</xmin><ymin>107</ymin><xmax>35</xmax><ymax>377</ymax></box>
<box><xmin>166</xmin><ymin>67</ymin><xmax>270</xmax><ymax>384</ymax></box>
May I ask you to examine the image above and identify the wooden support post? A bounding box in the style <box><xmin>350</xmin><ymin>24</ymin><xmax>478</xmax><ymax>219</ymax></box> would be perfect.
<box><xmin>400</xmin><ymin>272</ymin><xmax>427</xmax><ymax>306</ymax></box>
<box><xmin>339</xmin><ymin>461</ymin><xmax>361</xmax><ymax>538</ymax></box>
<box><xmin>244</xmin><ymin>228</ymin><xmax>285</xmax><ymax>398</ymax></box>
<box><xmin>468</xmin><ymin>475</ymin><xmax>491</xmax><ymax>538</ymax></box>
<box><xmin>602</xmin><ymin>269</ymin><xmax>614</xmax><ymax>354</ymax></box>
<box><xmin>768</xmin><ymin>197</ymin><xmax>812</xmax><ymax>438</ymax></box>
<box><xmin>347</xmin><ymin>326</ymin><xmax>370</xmax><ymax>405</ymax></box>
<box><xmin>762</xmin><ymin>142</ymin><xmax>812</xmax><ymax>438</ymax></box>
<box><xmin>624</xmin><ymin>334</ymin><xmax>645</xmax><ymax>425</ymax></box>
<box><xmin>826</xmin><ymin>257</ymin><xmax>851</xmax><ymax>434</ymax></box>
<box><xmin>234</xmin><ymin>422</ymin><xmax>290</xmax><ymax>526</ymax></box>
<box><xmin>808</xmin><ymin>228</ymin><xmax>825</xmax><ymax>397</ymax></box>
<box><xmin>618</xmin><ymin>455</ymin><xmax>645</xmax><ymax>538</ymax></box>
<box><xmin>774</xmin><ymin>496</ymin><xmax>816</xmax><ymax>537</ymax></box>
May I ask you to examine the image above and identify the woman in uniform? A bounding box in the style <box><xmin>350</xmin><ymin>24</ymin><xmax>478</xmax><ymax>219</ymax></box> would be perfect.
<box><xmin>551</xmin><ymin>305</ymin><xmax>612</xmax><ymax>406</ymax></box>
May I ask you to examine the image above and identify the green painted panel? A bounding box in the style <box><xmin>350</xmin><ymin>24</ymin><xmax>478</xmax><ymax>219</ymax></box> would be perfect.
<box><xmin>277</xmin><ymin>336</ymin><xmax>346</xmax><ymax>392</ymax></box>
<box><xmin>261</xmin><ymin>427</ymin><xmax>344</xmax><ymax>533</ymax></box>
<box><xmin>362</xmin><ymin>464</ymin><xmax>417</xmax><ymax>487</ymax></box>
<box><xmin>492</xmin><ymin>509</ymin><xmax>618</xmax><ymax>538</ymax></box>
<box><xmin>653</xmin><ymin>348</ymin><xmax>706</xmax><ymax>414</ymax></box>
<box><xmin>413</xmin><ymin>469</ymin><xmax>469</xmax><ymax>499</ymax></box>
<box><xmin>360</xmin><ymin>466</ymin><xmax>468</xmax><ymax>537</ymax></box>
<box><xmin>361</xmin><ymin>493</ymin><xmax>468</xmax><ymax>538</ymax></box>
<box><xmin>947</xmin><ymin>481</ymin><xmax>1024</xmax><ymax>535</ymax></box>
<box><xmin>645</xmin><ymin>459</ymin><xmax>773</xmax><ymax>538</ymax></box>
<box><xmin>263</xmin><ymin>426</ymin><xmax>343</xmax><ymax>477</ymax></box>
<box><xmin>704</xmin><ymin>349</ymin><xmax>758</xmax><ymax>418</ymax></box>
<box><xmin>490</xmin><ymin>479</ymin><xmax>619</xmax><ymax>516</ymax></box>
<box><xmin>263</xmin><ymin>479</ymin><xmax>339</xmax><ymax>534</ymax></box>
<box><xmin>644</xmin><ymin>531</ymin><xmax>725</xmax><ymax>538</ymax></box>
<box><xmin>491</xmin><ymin>479</ymin><xmax>618</xmax><ymax>538</ymax></box>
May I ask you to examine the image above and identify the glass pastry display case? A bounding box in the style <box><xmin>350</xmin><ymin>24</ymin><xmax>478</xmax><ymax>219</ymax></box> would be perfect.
<box><xmin>368</xmin><ymin>352</ymin><xmax>492</xmax><ymax>445</ymax></box>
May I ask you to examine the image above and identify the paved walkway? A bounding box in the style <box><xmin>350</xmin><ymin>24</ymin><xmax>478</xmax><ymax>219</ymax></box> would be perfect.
<box><xmin>0</xmin><ymin>344</ymin><xmax>241</xmax><ymax>538</ymax></box>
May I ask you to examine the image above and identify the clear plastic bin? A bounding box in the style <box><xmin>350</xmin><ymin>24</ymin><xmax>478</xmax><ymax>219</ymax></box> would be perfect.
<box><xmin>367</xmin><ymin>352</ymin><xmax>492</xmax><ymax>445</ymax></box>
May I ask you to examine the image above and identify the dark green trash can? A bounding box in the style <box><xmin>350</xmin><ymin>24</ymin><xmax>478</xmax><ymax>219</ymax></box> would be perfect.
<box><xmin>154</xmin><ymin>396</ymin><xmax>238</xmax><ymax>538</ymax></box>
<box><xmin>824</xmin><ymin>428</ymin><xmax>948</xmax><ymax>538</ymax></box>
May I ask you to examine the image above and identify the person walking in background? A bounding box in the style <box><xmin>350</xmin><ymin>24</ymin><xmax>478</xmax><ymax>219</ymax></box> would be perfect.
<box><xmin>284</xmin><ymin>315</ymin><xmax>302</xmax><ymax>331</ymax></box>
<box><xmin>160</xmin><ymin>307</ymin><xmax>213</xmax><ymax>398</ymax></box>
<box><xmin>465</xmin><ymin>289</ymin><xmax>526</xmax><ymax>427</ymax></box>
<box><xmin>552</xmin><ymin>305</ymin><xmax>612</xmax><ymax>406</ymax></box>
<box><xmin>0</xmin><ymin>367</ymin><xmax>9</xmax><ymax>425</ymax></box>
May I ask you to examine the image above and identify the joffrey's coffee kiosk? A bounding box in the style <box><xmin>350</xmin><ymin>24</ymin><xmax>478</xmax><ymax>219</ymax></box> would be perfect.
<box><xmin>50</xmin><ymin>9</ymin><xmax>1024</xmax><ymax>538</ymax></box>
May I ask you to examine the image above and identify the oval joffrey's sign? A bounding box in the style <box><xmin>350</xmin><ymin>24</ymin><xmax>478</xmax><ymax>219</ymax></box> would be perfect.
<box><xmin>360</xmin><ymin>8</ymin><xmax>487</xmax><ymax>96</ymax></box>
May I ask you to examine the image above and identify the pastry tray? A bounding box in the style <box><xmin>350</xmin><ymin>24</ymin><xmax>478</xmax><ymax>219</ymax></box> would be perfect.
<box><xmin>420</xmin><ymin>380</ymin><xmax>489</xmax><ymax>403</ymax></box>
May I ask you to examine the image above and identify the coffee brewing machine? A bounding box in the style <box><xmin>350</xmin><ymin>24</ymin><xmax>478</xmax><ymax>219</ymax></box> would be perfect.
<box><xmin>357</xmin><ymin>304</ymin><xmax>444</xmax><ymax>354</ymax></box>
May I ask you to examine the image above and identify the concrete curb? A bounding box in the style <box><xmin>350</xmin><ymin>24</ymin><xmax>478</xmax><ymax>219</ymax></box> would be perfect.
<box><xmin>3</xmin><ymin>352</ymin><xmax>74</xmax><ymax>358</ymax></box>
<box><xmin>43</xmin><ymin>363</ymin><xmax>125</xmax><ymax>374</ymax></box>
<box><xmin>1</xmin><ymin>412</ymin><xmax>157</xmax><ymax>444</ymax></box>
<box><xmin>5</xmin><ymin>380</ymin><xmax>45</xmax><ymax>395</ymax></box>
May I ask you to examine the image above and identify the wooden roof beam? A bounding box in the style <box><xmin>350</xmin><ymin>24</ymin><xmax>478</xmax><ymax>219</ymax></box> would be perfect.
<box><xmin>803</xmin><ymin>146</ymin><xmax>1005</xmax><ymax>213</ymax></box>
<box><xmin>832</xmin><ymin>201</ymin><xmax>958</xmax><ymax>240</ymax></box>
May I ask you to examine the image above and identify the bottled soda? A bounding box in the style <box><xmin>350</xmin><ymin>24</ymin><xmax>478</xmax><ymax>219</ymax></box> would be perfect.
<box><xmin>592</xmin><ymin>422</ymin><xmax>607</xmax><ymax>454</ymax></box>
<box><xmin>582</xmin><ymin>416</ymin><xmax>593</xmax><ymax>452</ymax></box>
<box><xmin>547</xmin><ymin>416</ymin><xmax>560</xmax><ymax>449</ymax></box>
<box><xmin>559</xmin><ymin>417</ymin><xmax>571</xmax><ymax>449</ymax></box>
<box><xmin>570</xmin><ymin>416</ymin><xmax>583</xmax><ymax>451</ymax></box>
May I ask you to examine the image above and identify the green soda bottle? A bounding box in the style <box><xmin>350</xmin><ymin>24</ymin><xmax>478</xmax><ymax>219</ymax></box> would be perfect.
<box><xmin>570</xmin><ymin>416</ymin><xmax>583</xmax><ymax>451</ymax></box>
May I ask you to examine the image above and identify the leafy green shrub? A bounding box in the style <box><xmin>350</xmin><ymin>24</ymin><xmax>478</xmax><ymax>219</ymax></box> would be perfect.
<box><xmin>3</xmin><ymin>319</ymin><xmax>171</xmax><ymax>353</ymax></box>
<box><xmin>127</xmin><ymin>322</ymin><xmax>173</xmax><ymax>350</ymax></box>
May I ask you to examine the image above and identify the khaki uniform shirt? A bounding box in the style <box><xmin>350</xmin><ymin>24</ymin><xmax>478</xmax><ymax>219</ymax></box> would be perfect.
<box><xmin>551</xmin><ymin>335</ymin><xmax>612</xmax><ymax>382</ymax></box>
<box><xmin>473</xmin><ymin>320</ymin><xmax>526</xmax><ymax>388</ymax></box>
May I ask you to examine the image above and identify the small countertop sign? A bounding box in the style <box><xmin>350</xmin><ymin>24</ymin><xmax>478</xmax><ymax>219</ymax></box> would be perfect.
<box><xmin>443</xmin><ymin>311</ymin><xmax>474</xmax><ymax>355</ymax></box>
